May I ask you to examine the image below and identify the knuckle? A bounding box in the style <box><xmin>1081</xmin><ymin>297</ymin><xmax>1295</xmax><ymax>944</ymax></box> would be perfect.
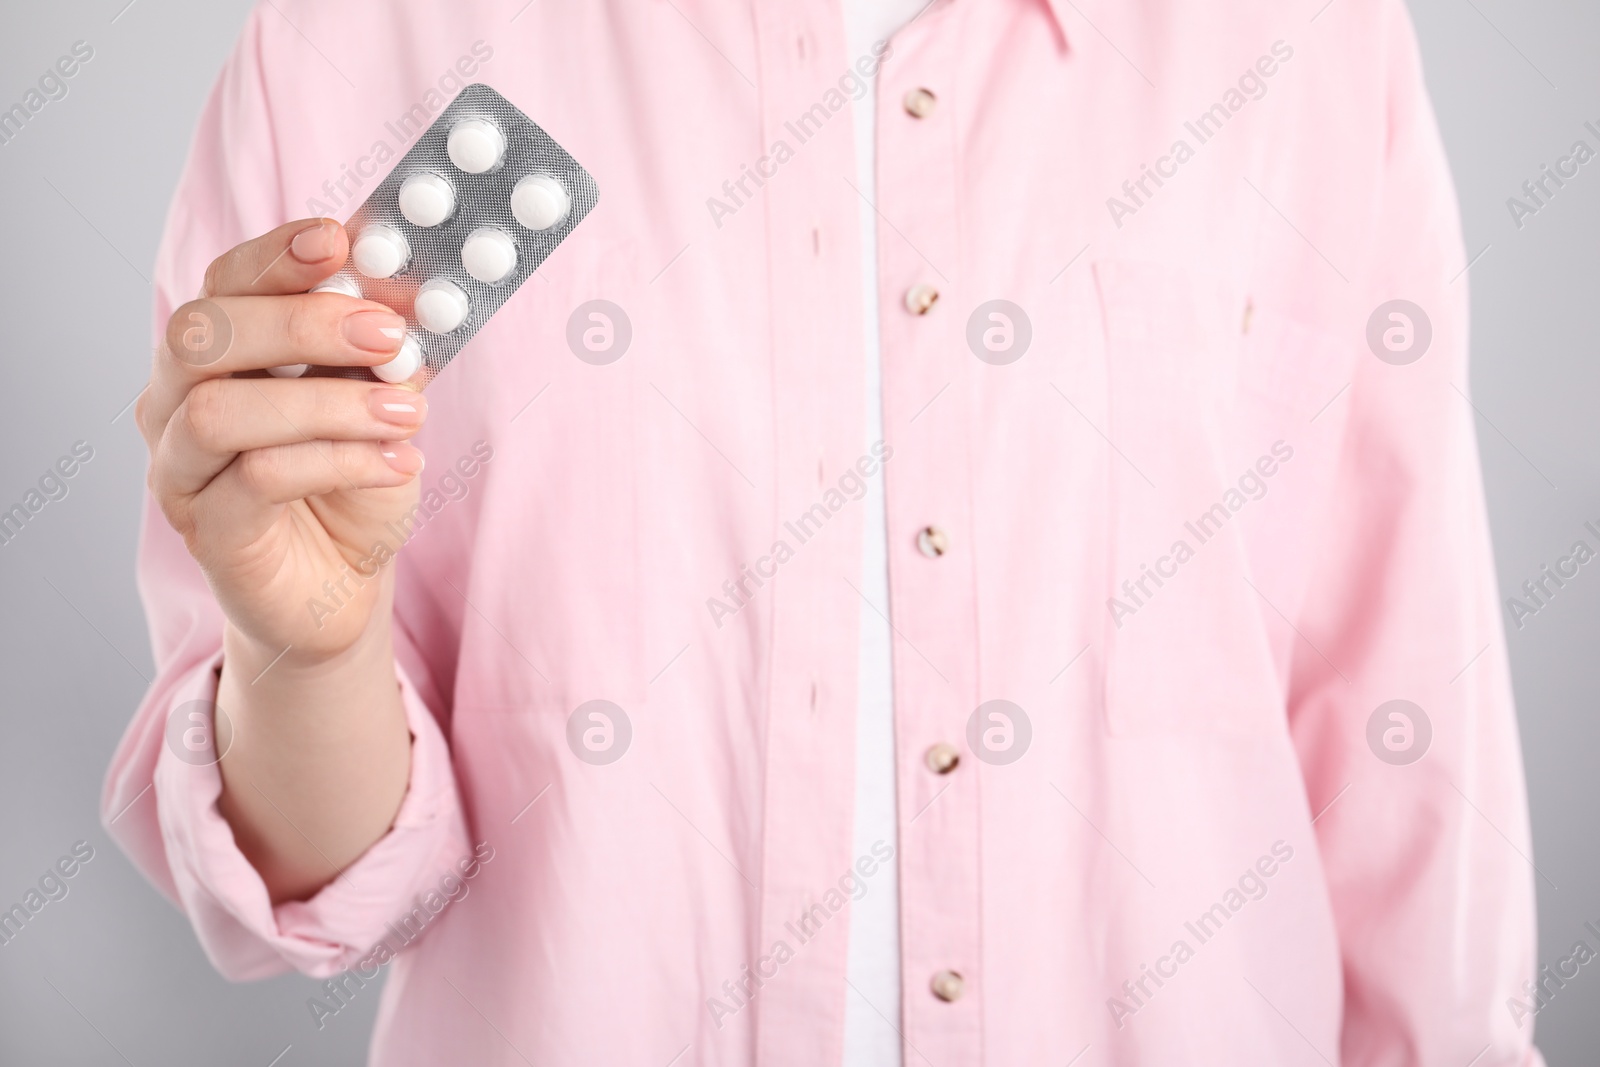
<box><xmin>311</xmin><ymin>378</ymin><xmax>353</xmax><ymax>425</ymax></box>
<box><xmin>199</xmin><ymin>255</ymin><xmax>228</xmax><ymax>300</ymax></box>
<box><xmin>149</xmin><ymin>468</ymin><xmax>196</xmax><ymax>540</ymax></box>
<box><xmin>330</xmin><ymin>440</ymin><xmax>369</xmax><ymax>470</ymax></box>
<box><xmin>179</xmin><ymin>379</ymin><xmax>231</xmax><ymax>450</ymax></box>
<box><xmin>295</xmin><ymin>380</ymin><xmax>330</xmax><ymax>431</ymax></box>
<box><xmin>233</xmin><ymin>449</ymin><xmax>273</xmax><ymax>498</ymax></box>
<box><xmin>280</xmin><ymin>295</ymin><xmax>333</xmax><ymax>356</ymax></box>
<box><xmin>201</xmin><ymin>245</ymin><xmax>244</xmax><ymax>298</ymax></box>
<box><xmin>235</xmin><ymin>446</ymin><xmax>289</xmax><ymax>499</ymax></box>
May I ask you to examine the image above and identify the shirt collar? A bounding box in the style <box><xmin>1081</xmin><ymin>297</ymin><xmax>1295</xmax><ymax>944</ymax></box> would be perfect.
<box><xmin>940</xmin><ymin>0</ymin><xmax>1076</xmax><ymax>47</ymax></box>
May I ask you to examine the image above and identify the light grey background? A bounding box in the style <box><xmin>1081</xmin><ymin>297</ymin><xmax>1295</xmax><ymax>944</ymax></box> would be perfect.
<box><xmin>0</xmin><ymin>1</ymin><xmax>1595</xmax><ymax>1063</ymax></box>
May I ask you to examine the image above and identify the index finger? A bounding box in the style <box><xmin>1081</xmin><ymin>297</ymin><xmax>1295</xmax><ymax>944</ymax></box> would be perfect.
<box><xmin>200</xmin><ymin>218</ymin><xmax>350</xmax><ymax>298</ymax></box>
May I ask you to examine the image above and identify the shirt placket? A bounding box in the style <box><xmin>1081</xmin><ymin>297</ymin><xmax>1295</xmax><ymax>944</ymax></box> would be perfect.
<box><xmin>749</xmin><ymin>4</ymin><xmax>874</xmax><ymax>1066</ymax></box>
<box><xmin>876</xmin><ymin>8</ymin><xmax>984</xmax><ymax>1064</ymax></box>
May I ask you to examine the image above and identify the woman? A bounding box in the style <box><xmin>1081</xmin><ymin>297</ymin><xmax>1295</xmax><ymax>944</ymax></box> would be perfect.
<box><xmin>106</xmin><ymin>0</ymin><xmax>1543</xmax><ymax>1063</ymax></box>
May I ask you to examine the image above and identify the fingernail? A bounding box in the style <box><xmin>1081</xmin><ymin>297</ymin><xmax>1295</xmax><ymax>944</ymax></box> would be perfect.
<box><xmin>344</xmin><ymin>310</ymin><xmax>407</xmax><ymax>353</ymax></box>
<box><xmin>290</xmin><ymin>222</ymin><xmax>338</xmax><ymax>263</ymax></box>
<box><xmin>368</xmin><ymin>388</ymin><xmax>427</xmax><ymax>426</ymax></box>
<box><xmin>379</xmin><ymin>441</ymin><xmax>425</xmax><ymax>474</ymax></box>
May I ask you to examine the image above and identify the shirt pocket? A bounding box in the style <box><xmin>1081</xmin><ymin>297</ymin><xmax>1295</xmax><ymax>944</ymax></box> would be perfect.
<box><xmin>1091</xmin><ymin>259</ymin><xmax>1287</xmax><ymax>737</ymax></box>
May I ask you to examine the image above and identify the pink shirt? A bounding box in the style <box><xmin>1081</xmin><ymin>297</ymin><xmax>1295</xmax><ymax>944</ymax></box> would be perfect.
<box><xmin>104</xmin><ymin>1</ymin><xmax>1546</xmax><ymax>1064</ymax></box>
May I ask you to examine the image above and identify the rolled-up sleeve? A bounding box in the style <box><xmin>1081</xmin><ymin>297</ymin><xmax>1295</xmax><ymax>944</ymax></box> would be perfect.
<box><xmin>1287</xmin><ymin>2</ymin><xmax>1543</xmax><ymax>1064</ymax></box>
<box><xmin>100</xmin><ymin>6</ymin><xmax>469</xmax><ymax>982</ymax></box>
<box><xmin>105</xmin><ymin>633</ymin><xmax>468</xmax><ymax>980</ymax></box>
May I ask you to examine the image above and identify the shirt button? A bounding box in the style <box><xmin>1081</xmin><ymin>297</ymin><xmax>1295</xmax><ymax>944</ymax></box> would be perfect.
<box><xmin>903</xmin><ymin>87</ymin><xmax>937</xmax><ymax>118</ymax></box>
<box><xmin>930</xmin><ymin>970</ymin><xmax>965</xmax><ymax>1002</ymax></box>
<box><xmin>916</xmin><ymin>525</ymin><xmax>950</xmax><ymax>558</ymax></box>
<box><xmin>925</xmin><ymin>743</ymin><xmax>960</xmax><ymax>774</ymax></box>
<box><xmin>904</xmin><ymin>284</ymin><xmax>939</xmax><ymax>315</ymax></box>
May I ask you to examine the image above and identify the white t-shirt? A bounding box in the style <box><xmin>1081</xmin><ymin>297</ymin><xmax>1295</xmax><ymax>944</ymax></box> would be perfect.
<box><xmin>841</xmin><ymin>2</ymin><xmax>926</xmax><ymax>1065</ymax></box>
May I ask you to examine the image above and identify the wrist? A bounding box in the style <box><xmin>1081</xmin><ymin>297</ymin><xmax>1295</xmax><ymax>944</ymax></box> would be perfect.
<box><xmin>222</xmin><ymin>596</ymin><xmax>395</xmax><ymax>685</ymax></box>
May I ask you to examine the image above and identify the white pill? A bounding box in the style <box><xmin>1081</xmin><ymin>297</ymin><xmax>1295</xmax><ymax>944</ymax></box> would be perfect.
<box><xmin>266</xmin><ymin>363</ymin><xmax>309</xmax><ymax>378</ymax></box>
<box><xmin>415</xmin><ymin>279</ymin><xmax>471</xmax><ymax>334</ymax></box>
<box><xmin>352</xmin><ymin>225</ymin><xmax>410</xmax><ymax>279</ymax></box>
<box><xmin>511</xmin><ymin>174</ymin><xmax>571</xmax><ymax>231</ymax></box>
<box><xmin>398</xmin><ymin>172</ymin><xmax>457</xmax><ymax>228</ymax></box>
<box><xmin>373</xmin><ymin>335</ymin><xmax>423</xmax><ymax>384</ymax></box>
<box><xmin>461</xmin><ymin>227</ymin><xmax>518</xmax><ymax>283</ymax></box>
<box><xmin>447</xmin><ymin>119</ymin><xmax>505</xmax><ymax>174</ymax></box>
<box><xmin>310</xmin><ymin>275</ymin><xmax>361</xmax><ymax>298</ymax></box>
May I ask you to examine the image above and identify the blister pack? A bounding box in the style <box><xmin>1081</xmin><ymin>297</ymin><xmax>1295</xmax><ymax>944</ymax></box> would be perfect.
<box><xmin>272</xmin><ymin>83</ymin><xmax>598</xmax><ymax>387</ymax></box>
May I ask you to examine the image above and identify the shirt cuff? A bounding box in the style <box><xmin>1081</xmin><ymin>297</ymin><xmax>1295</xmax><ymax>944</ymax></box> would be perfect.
<box><xmin>152</xmin><ymin>649</ymin><xmax>469</xmax><ymax>980</ymax></box>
